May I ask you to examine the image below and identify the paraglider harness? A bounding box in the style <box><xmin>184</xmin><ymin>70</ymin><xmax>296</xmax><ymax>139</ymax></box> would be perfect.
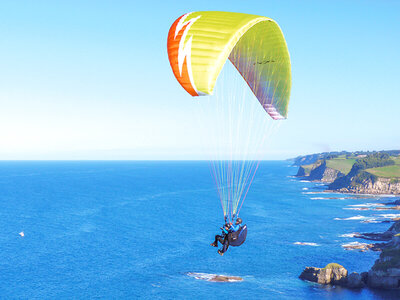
<box><xmin>222</xmin><ymin>216</ymin><xmax>247</xmax><ymax>247</ymax></box>
<box><xmin>227</xmin><ymin>224</ymin><xmax>247</xmax><ymax>246</ymax></box>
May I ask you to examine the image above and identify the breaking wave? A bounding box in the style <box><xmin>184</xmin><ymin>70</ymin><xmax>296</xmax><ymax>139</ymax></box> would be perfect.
<box><xmin>339</xmin><ymin>233</ymin><xmax>359</xmax><ymax>238</ymax></box>
<box><xmin>293</xmin><ymin>242</ymin><xmax>320</xmax><ymax>246</ymax></box>
<box><xmin>348</xmin><ymin>203</ymin><xmax>384</xmax><ymax>208</ymax></box>
<box><xmin>334</xmin><ymin>215</ymin><xmax>370</xmax><ymax>221</ymax></box>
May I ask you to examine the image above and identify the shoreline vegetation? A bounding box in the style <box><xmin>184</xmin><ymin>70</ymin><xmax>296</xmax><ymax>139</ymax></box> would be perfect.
<box><xmin>292</xmin><ymin>150</ymin><xmax>400</xmax><ymax>195</ymax></box>
<box><xmin>293</xmin><ymin>150</ymin><xmax>400</xmax><ymax>289</ymax></box>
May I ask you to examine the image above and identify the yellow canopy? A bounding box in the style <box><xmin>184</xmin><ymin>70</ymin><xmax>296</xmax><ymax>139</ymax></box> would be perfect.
<box><xmin>167</xmin><ymin>11</ymin><xmax>291</xmax><ymax>119</ymax></box>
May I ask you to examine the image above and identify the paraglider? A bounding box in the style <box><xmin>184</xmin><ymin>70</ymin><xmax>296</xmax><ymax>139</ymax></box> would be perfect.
<box><xmin>211</xmin><ymin>218</ymin><xmax>246</xmax><ymax>255</ymax></box>
<box><xmin>167</xmin><ymin>11</ymin><xmax>291</xmax><ymax>253</ymax></box>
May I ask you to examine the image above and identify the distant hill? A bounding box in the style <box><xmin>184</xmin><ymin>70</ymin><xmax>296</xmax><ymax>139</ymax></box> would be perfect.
<box><xmin>291</xmin><ymin>150</ymin><xmax>400</xmax><ymax>166</ymax></box>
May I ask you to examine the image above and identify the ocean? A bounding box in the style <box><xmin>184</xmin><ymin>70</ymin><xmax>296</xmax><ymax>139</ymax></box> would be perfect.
<box><xmin>0</xmin><ymin>161</ymin><xmax>399</xmax><ymax>299</ymax></box>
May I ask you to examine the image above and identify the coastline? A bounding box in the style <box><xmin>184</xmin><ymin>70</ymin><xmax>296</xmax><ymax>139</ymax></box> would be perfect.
<box><xmin>295</xmin><ymin>177</ymin><xmax>400</xmax><ymax>197</ymax></box>
<box><xmin>295</xmin><ymin>171</ymin><xmax>400</xmax><ymax>290</ymax></box>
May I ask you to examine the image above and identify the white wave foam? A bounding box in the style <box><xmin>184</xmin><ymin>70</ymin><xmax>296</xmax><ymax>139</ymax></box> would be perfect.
<box><xmin>311</xmin><ymin>197</ymin><xmax>347</xmax><ymax>200</ymax></box>
<box><xmin>293</xmin><ymin>242</ymin><xmax>320</xmax><ymax>246</ymax></box>
<box><xmin>302</xmin><ymin>192</ymin><xmax>323</xmax><ymax>194</ymax></box>
<box><xmin>187</xmin><ymin>272</ymin><xmax>216</xmax><ymax>281</ymax></box>
<box><xmin>343</xmin><ymin>207</ymin><xmax>369</xmax><ymax>211</ymax></box>
<box><xmin>341</xmin><ymin>241</ymin><xmax>369</xmax><ymax>248</ymax></box>
<box><xmin>302</xmin><ymin>187</ymin><xmax>309</xmax><ymax>190</ymax></box>
<box><xmin>361</xmin><ymin>220</ymin><xmax>380</xmax><ymax>223</ymax></box>
<box><xmin>334</xmin><ymin>213</ymin><xmax>399</xmax><ymax>223</ymax></box>
<box><xmin>348</xmin><ymin>203</ymin><xmax>384</xmax><ymax>208</ymax></box>
<box><xmin>379</xmin><ymin>214</ymin><xmax>400</xmax><ymax>219</ymax></box>
<box><xmin>334</xmin><ymin>215</ymin><xmax>370</xmax><ymax>221</ymax></box>
<box><xmin>339</xmin><ymin>233</ymin><xmax>358</xmax><ymax>238</ymax></box>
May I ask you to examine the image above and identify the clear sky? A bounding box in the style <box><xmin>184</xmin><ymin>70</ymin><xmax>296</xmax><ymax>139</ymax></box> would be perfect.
<box><xmin>0</xmin><ymin>0</ymin><xmax>399</xmax><ymax>160</ymax></box>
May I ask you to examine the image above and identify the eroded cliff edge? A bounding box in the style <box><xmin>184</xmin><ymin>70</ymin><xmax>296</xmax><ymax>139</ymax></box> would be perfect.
<box><xmin>294</xmin><ymin>151</ymin><xmax>400</xmax><ymax>195</ymax></box>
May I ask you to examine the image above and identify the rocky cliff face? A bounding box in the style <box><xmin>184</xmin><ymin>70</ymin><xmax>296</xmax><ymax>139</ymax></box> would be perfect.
<box><xmin>334</xmin><ymin>177</ymin><xmax>400</xmax><ymax>195</ymax></box>
<box><xmin>295</xmin><ymin>160</ymin><xmax>343</xmax><ymax>183</ymax></box>
<box><xmin>296</xmin><ymin>166</ymin><xmax>307</xmax><ymax>177</ymax></box>
<box><xmin>368</xmin><ymin>235</ymin><xmax>400</xmax><ymax>289</ymax></box>
<box><xmin>308</xmin><ymin>162</ymin><xmax>344</xmax><ymax>183</ymax></box>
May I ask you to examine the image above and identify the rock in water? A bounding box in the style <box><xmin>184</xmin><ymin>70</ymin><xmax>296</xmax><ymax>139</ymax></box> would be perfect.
<box><xmin>299</xmin><ymin>263</ymin><xmax>348</xmax><ymax>285</ymax></box>
<box><xmin>210</xmin><ymin>275</ymin><xmax>243</xmax><ymax>282</ymax></box>
<box><xmin>386</xmin><ymin>199</ymin><xmax>400</xmax><ymax>206</ymax></box>
<box><xmin>347</xmin><ymin>272</ymin><xmax>365</xmax><ymax>288</ymax></box>
<box><xmin>187</xmin><ymin>272</ymin><xmax>242</xmax><ymax>282</ymax></box>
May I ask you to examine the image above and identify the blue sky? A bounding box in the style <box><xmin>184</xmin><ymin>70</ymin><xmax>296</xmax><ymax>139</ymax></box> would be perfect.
<box><xmin>0</xmin><ymin>1</ymin><xmax>398</xmax><ymax>159</ymax></box>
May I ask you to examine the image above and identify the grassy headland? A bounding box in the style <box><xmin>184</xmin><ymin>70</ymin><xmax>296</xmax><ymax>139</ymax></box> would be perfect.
<box><xmin>293</xmin><ymin>150</ymin><xmax>400</xmax><ymax>194</ymax></box>
<box><xmin>326</xmin><ymin>158</ymin><xmax>356</xmax><ymax>175</ymax></box>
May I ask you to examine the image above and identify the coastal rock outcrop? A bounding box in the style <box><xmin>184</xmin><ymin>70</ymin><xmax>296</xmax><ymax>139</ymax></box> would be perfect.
<box><xmin>308</xmin><ymin>161</ymin><xmax>344</xmax><ymax>183</ymax></box>
<box><xmin>342</xmin><ymin>242</ymin><xmax>376</xmax><ymax>251</ymax></box>
<box><xmin>209</xmin><ymin>275</ymin><xmax>243</xmax><ymax>282</ymax></box>
<box><xmin>187</xmin><ymin>272</ymin><xmax>243</xmax><ymax>282</ymax></box>
<box><xmin>299</xmin><ymin>263</ymin><xmax>348</xmax><ymax>285</ymax></box>
<box><xmin>294</xmin><ymin>151</ymin><xmax>400</xmax><ymax>195</ymax></box>
<box><xmin>300</xmin><ymin>266</ymin><xmax>367</xmax><ymax>289</ymax></box>
<box><xmin>356</xmin><ymin>220</ymin><xmax>400</xmax><ymax>242</ymax></box>
<box><xmin>386</xmin><ymin>199</ymin><xmax>400</xmax><ymax>206</ymax></box>
<box><xmin>367</xmin><ymin>235</ymin><xmax>400</xmax><ymax>289</ymax></box>
<box><xmin>296</xmin><ymin>166</ymin><xmax>307</xmax><ymax>177</ymax></box>
<box><xmin>295</xmin><ymin>160</ymin><xmax>344</xmax><ymax>183</ymax></box>
<box><xmin>347</xmin><ymin>272</ymin><xmax>365</xmax><ymax>288</ymax></box>
<box><xmin>333</xmin><ymin>177</ymin><xmax>400</xmax><ymax>195</ymax></box>
<box><xmin>301</xmin><ymin>221</ymin><xmax>400</xmax><ymax>290</ymax></box>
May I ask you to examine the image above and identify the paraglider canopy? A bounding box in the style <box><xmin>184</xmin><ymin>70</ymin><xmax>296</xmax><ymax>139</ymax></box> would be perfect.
<box><xmin>167</xmin><ymin>11</ymin><xmax>292</xmax><ymax>222</ymax></box>
<box><xmin>167</xmin><ymin>11</ymin><xmax>291</xmax><ymax>120</ymax></box>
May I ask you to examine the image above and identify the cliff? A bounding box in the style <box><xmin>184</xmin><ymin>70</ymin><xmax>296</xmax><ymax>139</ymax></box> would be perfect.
<box><xmin>332</xmin><ymin>177</ymin><xmax>400</xmax><ymax>195</ymax></box>
<box><xmin>300</xmin><ymin>220</ymin><xmax>400</xmax><ymax>290</ymax></box>
<box><xmin>296</xmin><ymin>166</ymin><xmax>307</xmax><ymax>177</ymax></box>
<box><xmin>296</xmin><ymin>160</ymin><xmax>344</xmax><ymax>183</ymax></box>
<box><xmin>308</xmin><ymin>161</ymin><xmax>344</xmax><ymax>183</ymax></box>
<box><xmin>295</xmin><ymin>152</ymin><xmax>400</xmax><ymax>195</ymax></box>
<box><xmin>368</xmin><ymin>235</ymin><xmax>400</xmax><ymax>289</ymax></box>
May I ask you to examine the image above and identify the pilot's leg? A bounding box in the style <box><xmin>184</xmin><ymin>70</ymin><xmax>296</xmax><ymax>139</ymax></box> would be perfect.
<box><xmin>221</xmin><ymin>236</ymin><xmax>230</xmax><ymax>253</ymax></box>
<box><xmin>211</xmin><ymin>235</ymin><xmax>224</xmax><ymax>247</ymax></box>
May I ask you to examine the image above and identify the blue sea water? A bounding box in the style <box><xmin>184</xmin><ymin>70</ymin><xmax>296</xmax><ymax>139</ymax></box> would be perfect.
<box><xmin>0</xmin><ymin>161</ymin><xmax>399</xmax><ymax>299</ymax></box>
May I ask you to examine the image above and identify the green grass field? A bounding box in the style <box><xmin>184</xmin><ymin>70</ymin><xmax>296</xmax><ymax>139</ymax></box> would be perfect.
<box><xmin>393</xmin><ymin>156</ymin><xmax>400</xmax><ymax>165</ymax></box>
<box><xmin>301</xmin><ymin>163</ymin><xmax>315</xmax><ymax>175</ymax></box>
<box><xmin>366</xmin><ymin>165</ymin><xmax>400</xmax><ymax>178</ymax></box>
<box><xmin>326</xmin><ymin>158</ymin><xmax>356</xmax><ymax>175</ymax></box>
